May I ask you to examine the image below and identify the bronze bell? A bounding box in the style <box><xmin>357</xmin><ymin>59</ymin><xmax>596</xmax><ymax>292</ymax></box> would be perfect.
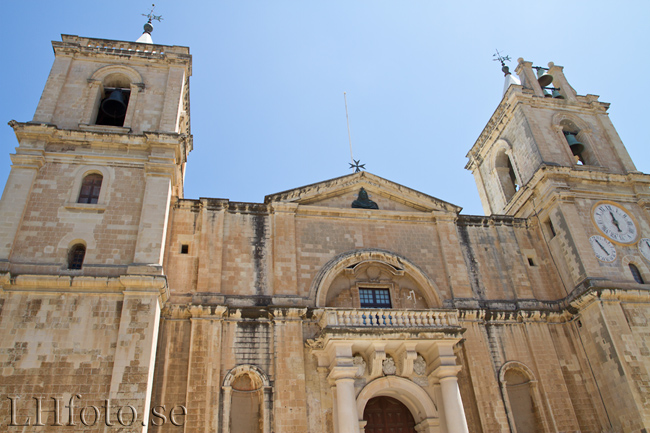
<box><xmin>537</xmin><ymin>68</ymin><xmax>553</xmax><ymax>88</ymax></box>
<box><xmin>552</xmin><ymin>88</ymin><xmax>564</xmax><ymax>99</ymax></box>
<box><xmin>564</xmin><ymin>132</ymin><xmax>584</xmax><ymax>156</ymax></box>
<box><xmin>101</xmin><ymin>89</ymin><xmax>128</xmax><ymax>118</ymax></box>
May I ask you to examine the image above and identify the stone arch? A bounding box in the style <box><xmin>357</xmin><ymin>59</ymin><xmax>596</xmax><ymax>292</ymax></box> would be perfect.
<box><xmin>552</xmin><ymin>112</ymin><xmax>600</xmax><ymax>166</ymax></box>
<box><xmin>311</xmin><ymin>248</ymin><xmax>442</xmax><ymax>308</ymax></box>
<box><xmin>222</xmin><ymin>365</ymin><xmax>272</xmax><ymax>433</ymax></box>
<box><xmin>499</xmin><ymin>361</ymin><xmax>550</xmax><ymax>433</ymax></box>
<box><xmin>90</xmin><ymin>65</ymin><xmax>144</xmax><ymax>86</ymax></box>
<box><xmin>621</xmin><ymin>255</ymin><xmax>648</xmax><ymax>284</ymax></box>
<box><xmin>84</xmin><ymin>65</ymin><xmax>144</xmax><ymax>128</ymax></box>
<box><xmin>68</xmin><ymin>164</ymin><xmax>114</xmax><ymax>205</ymax></box>
<box><xmin>357</xmin><ymin>376</ymin><xmax>438</xmax><ymax>431</ymax></box>
<box><xmin>491</xmin><ymin>139</ymin><xmax>519</xmax><ymax>203</ymax></box>
<box><xmin>223</xmin><ymin>364</ymin><xmax>271</xmax><ymax>388</ymax></box>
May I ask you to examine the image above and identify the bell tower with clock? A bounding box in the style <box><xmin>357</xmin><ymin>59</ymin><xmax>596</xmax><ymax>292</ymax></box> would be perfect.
<box><xmin>466</xmin><ymin>57</ymin><xmax>650</xmax><ymax>289</ymax></box>
<box><xmin>467</xmin><ymin>57</ymin><xmax>650</xmax><ymax>432</ymax></box>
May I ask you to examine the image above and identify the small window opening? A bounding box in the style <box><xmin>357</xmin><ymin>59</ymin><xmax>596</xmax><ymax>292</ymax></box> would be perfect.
<box><xmin>180</xmin><ymin>244</ymin><xmax>189</xmax><ymax>254</ymax></box>
<box><xmin>527</xmin><ymin>257</ymin><xmax>536</xmax><ymax>267</ymax></box>
<box><xmin>77</xmin><ymin>174</ymin><xmax>103</xmax><ymax>204</ymax></box>
<box><xmin>68</xmin><ymin>244</ymin><xmax>86</xmax><ymax>270</ymax></box>
<box><xmin>359</xmin><ymin>288</ymin><xmax>392</xmax><ymax>308</ymax></box>
<box><xmin>96</xmin><ymin>87</ymin><xmax>130</xmax><ymax>127</ymax></box>
<box><xmin>507</xmin><ymin>158</ymin><xmax>519</xmax><ymax>191</ymax></box>
<box><xmin>629</xmin><ymin>264</ymin><xmax>645</xmax><ymax>284</ymax></box>
<box><xmin>545</xmin><ymin>219</ymin><xmax>556</xmax><ymax>238</ymax></box>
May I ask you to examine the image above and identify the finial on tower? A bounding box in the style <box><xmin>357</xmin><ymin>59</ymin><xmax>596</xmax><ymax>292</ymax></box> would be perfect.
<box><xmin>494</xmin><ymin>50</ymin><xmax>521</xmax><ymax>96</ymax></box>
<box><xmin>493</xmin><ymin>49</ymin><xmax>512</xmax><ymax>76</ymax></box>
<box><xmin>136</xmin><ymin>4</ymin><xmax>163</xmax><ymax>44</ymax></box>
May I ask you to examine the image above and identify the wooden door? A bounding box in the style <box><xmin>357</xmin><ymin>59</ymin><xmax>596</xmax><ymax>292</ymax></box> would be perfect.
<box><xmin>363</xmin><ymin>396</ymin><xmax>417</xmax><ymax>433</ymax></box>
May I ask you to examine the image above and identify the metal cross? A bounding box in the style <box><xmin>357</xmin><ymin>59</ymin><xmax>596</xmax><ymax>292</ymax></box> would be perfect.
<box><xmin>142</xmin><ymin>4</ymin><xmax>164</xmax><ymax>23</ymax></box>
<box><xmin>349</xmin><ymin>159</ymin><xmax>366</xmax><ymax>173</ymax></box>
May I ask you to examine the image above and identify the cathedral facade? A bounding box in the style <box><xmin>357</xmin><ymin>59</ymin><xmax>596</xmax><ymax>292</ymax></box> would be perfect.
<box><xmin>1</xmin><ymin>32</ymin><xmax>650</xmax><ymax>433</ymax></box>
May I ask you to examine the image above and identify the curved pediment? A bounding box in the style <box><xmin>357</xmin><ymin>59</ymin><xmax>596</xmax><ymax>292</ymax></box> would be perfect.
<box><xmin>265</xmin><ymin>171</ymin><xmax>461</xmax><ymax>214</ymax></box>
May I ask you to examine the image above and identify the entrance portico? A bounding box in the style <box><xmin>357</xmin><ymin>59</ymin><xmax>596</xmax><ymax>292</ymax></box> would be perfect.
<box><xmin>310</xmin><ymin>308</ymin><xmax>469</xmax><ymax>433</ymax></box>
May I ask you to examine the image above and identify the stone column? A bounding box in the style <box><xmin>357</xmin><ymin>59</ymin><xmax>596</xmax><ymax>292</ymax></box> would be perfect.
<box><xmin>0</xmin><ymin>153</ymin><xmax>43</xmax><ymax>267</ymax></box>
<box><xmin>329</xmin><ymin>367</ymin><xmax>360</xmax><ymax>433</ymax></box>
<box><xmin>432</xmin><ymin>377</ymin><xmax>448</xmax><ymax>433</ymax></box>
<box><xmin>109</xmin><ymin>276</ymin><xmax>167</xmax><ymax>432</ymax></box>
<box><xmin>262</xmin><ymin>386</ymin><xmax>273</xmax><ymax>433</ymax></box>
<box><xmin>129</xmin><ymin>162</ymin><xmax>173</xmax><ymax>274</ymax></box>
<box><xmin>221</xmin><ymin>386</ymin><xmax>232</xmax><ymax>433</ymax></box>
<box><xmin>434</xmin><ymin>366</ymin><xmax>469</xmax><ymax>433</ymax></box>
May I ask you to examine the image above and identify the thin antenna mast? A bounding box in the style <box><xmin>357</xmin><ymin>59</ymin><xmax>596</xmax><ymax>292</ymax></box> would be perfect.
<box><xmin>344</xmin><ymin>92</ymin><xmax>365</xmax><ymax>173</ymax></box>
<box><xmin>344</xmin><ymin>92</ymin><xmax>354</xmax><ymax>163</ymax></box>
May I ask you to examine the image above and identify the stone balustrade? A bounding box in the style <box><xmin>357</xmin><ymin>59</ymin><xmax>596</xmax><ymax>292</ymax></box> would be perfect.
<box><xmin>317</xmin><ymin>308</ymin><xmax>460</xmax><ymax>329</ymax></box>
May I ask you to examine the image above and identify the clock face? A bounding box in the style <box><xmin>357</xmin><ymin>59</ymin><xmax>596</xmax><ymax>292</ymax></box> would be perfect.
<box><xmin>589</xmin><ymin>235</ymin><xmax>617</xmax><ymax>262</ymax></box>
<box><xmin>592</xmin><ymin>202</ymin><xmax>638</xmax><ymax>244</ymax></box>
<box><xmin>639</xmin><ymin>238</ymin><xmax>650</xmax><ymax>262</ymax></box>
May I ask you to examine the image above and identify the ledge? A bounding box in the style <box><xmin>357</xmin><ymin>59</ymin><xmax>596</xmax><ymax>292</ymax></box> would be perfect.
<box><xmin>63</xmin><ymin>202</ymin><xmax>107</xmax><ymax>212</ymax></box>
<box><xmin>79</xmin><ymin>123</ymin><xmax>131</xmax><ymax>134</ymax></box>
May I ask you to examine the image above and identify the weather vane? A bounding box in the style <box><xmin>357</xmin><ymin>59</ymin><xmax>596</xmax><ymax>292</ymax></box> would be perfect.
<box><xmin>142</xmin><ymin>4</ymin><xmax>164</xmax><ymax>23</ymax></box>
<box><xmin>349</xmin><ymin>159</ymin><xmax>365</xmax><ymax>173</ymax></box>
<box><xmin>493</xmin><ymin>49</ymin><xmax>512</xmax><ymax>76</ymax></box>
<box><xmin>493</xmin><ymin>49</ymin><xmax>511</xmax><ymax>67</ymax></box>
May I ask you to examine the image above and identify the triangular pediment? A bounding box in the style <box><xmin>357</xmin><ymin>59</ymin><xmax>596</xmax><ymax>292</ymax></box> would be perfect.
<box><xmin>264</xmin><ymin>172</ymin><xmax>461</xmax><ymax>214</ymax></box>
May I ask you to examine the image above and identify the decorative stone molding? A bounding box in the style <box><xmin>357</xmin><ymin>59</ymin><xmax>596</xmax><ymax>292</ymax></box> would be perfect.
<box><xmin>311</xmin><ymin>248</ymin><xmax>443</xmax><ymax>308</ymax></box>
<box><xmin>353</xmin><ymin>355</ymin><xmax>367</xmax><ymax>378</ymax></box>
<box><xmin>413</xmin><ymin>355</ymin><xmax>427</xmax><ymax>376</ymax></box>
<box><xmin>382</xmin><ymin>356</ymin><xmax>397</xmax><ymax>375</ymax></box>
<box><xmin>272</xmin><ymin>307</ymin><xmax>307</xmax><ymax>321</ymax></box>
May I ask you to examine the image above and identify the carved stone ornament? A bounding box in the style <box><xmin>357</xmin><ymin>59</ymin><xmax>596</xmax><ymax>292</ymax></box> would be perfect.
<box><xmin>382</xmin><ymin>356</ymin><xmax>397</xmax><ymax>375</ymax></box>
<box><xmin>353</xmin><ymin>355</ymin><xmax>367</xmax><ymax>377</ymax></box>
<box><xmin>413</xmin><ymin>355</ymin><xmax>427</xmax><ymax>376</ymax></box>
<box><xmin>351</xmin><ymin>188</ymin><xmax>379</xmax><ymax>209</ymax></box>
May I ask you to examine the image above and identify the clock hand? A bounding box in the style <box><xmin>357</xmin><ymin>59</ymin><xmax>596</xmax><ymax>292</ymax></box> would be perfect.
<box><xmin>609</xmin><ymin>211</ymin><xmax>622</xmax><ymax>232</ymax></box>
<box><xmin>595</xmin><ymin>239</ymin><xmax>609</xmax><ymax>255</ymax></box>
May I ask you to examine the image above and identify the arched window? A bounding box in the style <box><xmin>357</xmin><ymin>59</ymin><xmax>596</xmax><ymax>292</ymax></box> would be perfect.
<box><xmin>495</xmin><ymin>149</ymin><xmax>518</xmax><ymax>202</ymax></box>
<box><xmin>68</xmin><ymin>244</ymin><xmax>86</xmax><ymax>270</ymax></box>
<box><xmin>77</xmin><ymin>174</ymin><xmax>103</xmax><ymax>204</ymax></box>
<box><xmin>222</xmin><ymin>365</ymin><xmax>272</xmax><ymax>433</ymax></box>
<box><xmin>499</xmin><ymin>362</ymin><xmax>546</xmax><ymax>433</ymax></box>
<box><xmin>629</xmin><ymin>264</ymin><xmax>645</xmax><ymax>284</ymax></box>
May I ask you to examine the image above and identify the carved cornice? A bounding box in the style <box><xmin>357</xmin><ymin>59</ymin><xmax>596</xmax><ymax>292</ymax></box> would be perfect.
<box><xmin>1</xmin><ymin>273</ymin><xmax>169</xmax><ymax>303</ymax></box>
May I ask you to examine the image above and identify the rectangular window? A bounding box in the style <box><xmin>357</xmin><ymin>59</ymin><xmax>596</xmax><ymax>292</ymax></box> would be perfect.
<box><xmin>359</xmin><ymin>288</ymin><xmax>392</xmax><ymax>308</ymax></box>
<box><xmin>545</xmin><ymin>219</ymin><xmax>556</xmax><ymax>238</ymax></box>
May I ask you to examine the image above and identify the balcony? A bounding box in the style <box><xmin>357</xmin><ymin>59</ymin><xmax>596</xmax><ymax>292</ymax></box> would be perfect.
<box><xmin>315</xmin><ymin>308</ymin><xmax>461</xmax><ymax>330</ymax></box>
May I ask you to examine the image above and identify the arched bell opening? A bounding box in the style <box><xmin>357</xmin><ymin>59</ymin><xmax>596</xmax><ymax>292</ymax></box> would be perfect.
<box><xmin>95</xmin><ymin>73</ymin><xmax>131</xmax><ymax>127</ymax></box>
<box><xmin>557</xmin><ymin>118</ymin><xmax>598</xmax><ymax>167</ymax></box>
<box><xmin>494</xmin><ymin>148</ymin><xmax>518</xmax><ymax>202</ymax></box>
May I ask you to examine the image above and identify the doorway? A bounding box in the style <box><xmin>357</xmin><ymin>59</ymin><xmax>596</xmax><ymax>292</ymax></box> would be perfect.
<box><xmin>363</xmin><ymin>396</ymin><xmax>416</xmax><ymax>433</ymax></box>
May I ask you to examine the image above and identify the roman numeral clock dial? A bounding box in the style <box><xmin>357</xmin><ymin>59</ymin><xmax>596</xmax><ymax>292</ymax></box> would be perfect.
<box><xmin>639</xmin><ymin>238</ymin><xmax>650</xmax><ymax>262</ymax></box>
<box><xmin>592</xmin><ymin>202</ymin><xmax>638</xmax><ymax>244</ymax></box>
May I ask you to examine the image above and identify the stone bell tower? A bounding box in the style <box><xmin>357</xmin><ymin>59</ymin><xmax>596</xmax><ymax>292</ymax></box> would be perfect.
<box><xmin>467</xmin><ymin>58</ymin><xmax>650</xmax><ymax>432</ymax></box>
<box><xmin>465</xmin><ymin>58</ymin><xmax>650</xmax><ymax>288</ymax></box>
<box><xmin>0</xmin><ymin>31</ymin><xmax>191</xmax><ymax>275</ymax></box>
<box><xmin>0</xmin><ymin>26</ymin><xmax>191</xmax><ymax>430</ymax></box>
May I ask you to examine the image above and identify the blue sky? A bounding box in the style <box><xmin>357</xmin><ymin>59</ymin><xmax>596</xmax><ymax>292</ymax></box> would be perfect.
<box><xmin>1</xmin><ymin>1</ymin><xmax>648</xmax><ymax>215</ymax></box>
